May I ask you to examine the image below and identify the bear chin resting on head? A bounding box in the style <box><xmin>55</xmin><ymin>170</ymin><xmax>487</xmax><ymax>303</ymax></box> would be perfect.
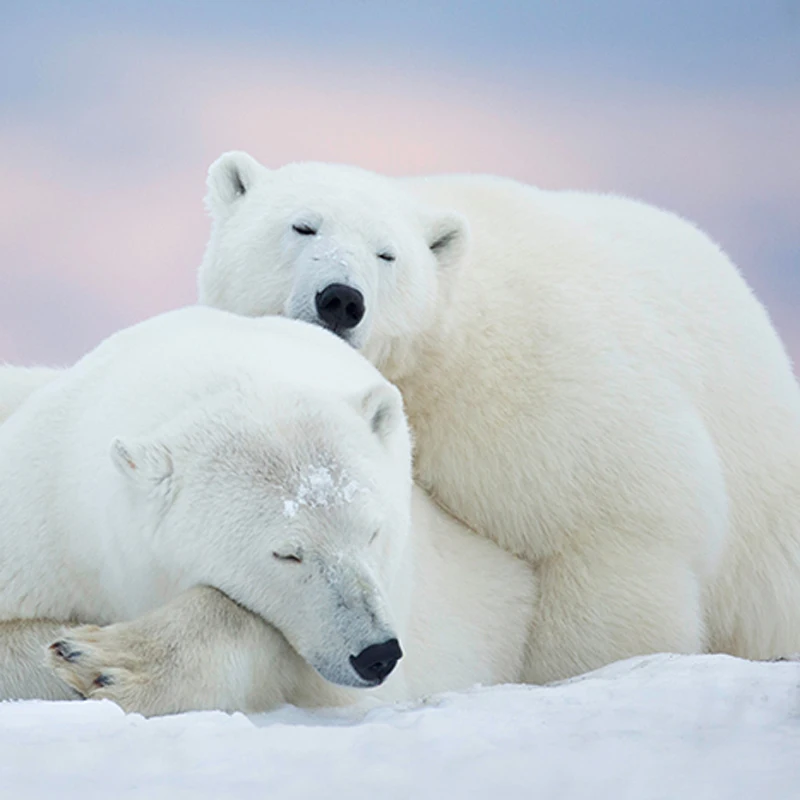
<box><xmin>196</xmin><ymin>152</ymin><xmax>800</xmax><ymax>681</ymax></box>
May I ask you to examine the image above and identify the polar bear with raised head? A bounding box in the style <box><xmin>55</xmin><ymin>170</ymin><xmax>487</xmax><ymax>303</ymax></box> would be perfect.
<box><xmin>0</xmin><ymin>307</ymin><xmax>535</xmax><ymax>715</ymax></box>
<box><xmin>198</xmin><ymin>152</ymin><xmax>800</xmax><ymax>682</ymax></box>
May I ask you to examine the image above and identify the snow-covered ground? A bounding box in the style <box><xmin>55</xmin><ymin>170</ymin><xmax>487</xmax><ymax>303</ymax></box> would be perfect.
<box><xmin>2</xmin><ymin>653</ymin><xmax>798</xmax><ymax>799</ymax></box>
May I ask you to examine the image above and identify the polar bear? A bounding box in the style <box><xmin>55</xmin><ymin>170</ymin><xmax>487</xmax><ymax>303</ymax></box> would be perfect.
<box><xmin>0</xmin><ymin>306</ymin><xmax>535</xmax><ymax>715</ymax></box>
<box><xmin>197</xmin><ymin>152</ymin><xmax>800</xmax><ymax>682</ymax></box>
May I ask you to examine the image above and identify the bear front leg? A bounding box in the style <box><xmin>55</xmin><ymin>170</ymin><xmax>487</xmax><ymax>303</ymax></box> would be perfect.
<box><xmin>522</xmin><ymin>544</ymin><xmax>706</xmax><ymax>685</ymax></box>
<box><xmin>47</xmin><ymin>586</ymin><xmax>319</xmax><ymax>716</ymax></box>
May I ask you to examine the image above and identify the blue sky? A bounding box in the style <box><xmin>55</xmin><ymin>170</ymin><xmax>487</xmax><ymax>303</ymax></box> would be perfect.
<box><xmin>0</xmin><ymin>1</ymin><xmax>798</xmax><ymax>365</ymax></box>
<box><xmin>3</xmin><ymin>1</ymin><xmax>797</xmax><ymax>88</ymax></box>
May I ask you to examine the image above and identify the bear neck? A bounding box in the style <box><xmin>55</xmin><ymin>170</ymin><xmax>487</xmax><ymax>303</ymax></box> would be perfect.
<box><xmin>373</xmin><ymin>305</ymin><xmax>456</xmax><ymax>388</ymax></box>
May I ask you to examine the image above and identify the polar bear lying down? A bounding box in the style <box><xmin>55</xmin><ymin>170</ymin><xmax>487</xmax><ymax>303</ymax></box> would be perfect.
<box><xmin>0</xmin><ymin>307</ymin><xmax>535</xmax><ymax>716</ymax></box>
<box><xmin>197</xmin><ymin>153</ymin><xmax>800</xmax><ymax>679</ymax></box>
<box><xmin>4</xmin><ymin>155</ymin><xmax>800</xmax><ymax>697</ymax></box>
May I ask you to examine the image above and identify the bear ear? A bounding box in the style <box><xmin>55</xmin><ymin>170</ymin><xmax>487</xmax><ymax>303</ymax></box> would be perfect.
<box><xmin>110</xmin><ymin>437</ymin><xmax>174</xmax><ymax>493</ymax></box>
<box><xmin>205</xmin><ymin>151</ymin><xmax>269</xmax><ymax>219</ymax></box>
<box><xmin>353</xmin><ymin>383</ymin><xmax>405</xmax><ymax>443</ymax></box>
<box><xmin>424</xmin><ymin>209</ymin><xmax>469</xmax><ymax>270</ymax></box>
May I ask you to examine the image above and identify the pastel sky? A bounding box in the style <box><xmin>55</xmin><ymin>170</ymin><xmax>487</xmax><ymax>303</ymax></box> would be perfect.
<box><xmin>1</xmin><ymin>1</ymin><xmax>798</xmax><ymax>370</ymax></box>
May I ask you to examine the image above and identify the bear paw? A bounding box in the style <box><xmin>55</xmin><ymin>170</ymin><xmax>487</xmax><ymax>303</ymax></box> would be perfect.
<box><xmin>48</xmin><ymin>624</ymin><xmax>173</xmax><ymax>716</ymax></box>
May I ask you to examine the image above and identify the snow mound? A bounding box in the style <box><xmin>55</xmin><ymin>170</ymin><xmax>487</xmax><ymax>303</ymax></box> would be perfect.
<box><xmin>1</xmin><ymin>653</ymin><xmax>798</xmax><ymax>799</ymax></box>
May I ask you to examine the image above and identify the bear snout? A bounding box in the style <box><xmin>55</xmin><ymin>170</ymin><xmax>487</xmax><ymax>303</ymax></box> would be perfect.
<box><xmin>349</xmin><ymin>638</ymin><xmax>403</xmax><ymax>685</ymax></box>
<box><xmin>315</xmin><ymin>284</ymin><xmax>365</xmax><ymax>333</ymax></box>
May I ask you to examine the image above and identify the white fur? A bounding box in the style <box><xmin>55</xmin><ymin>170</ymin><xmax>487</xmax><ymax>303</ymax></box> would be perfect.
<box><xmin>0</xmin><ymin>365</ymin><xmax>62</xmax><ymax>424</ymax></box>
<box><xmin>0</xmin><ymin>307</ymin><xmax>535</xmax><ymax>712</ymax></box>
<box><xmin>198</xmin><ymin>153</ymin><xmax>800</xmax><ymax>682</ymax></box>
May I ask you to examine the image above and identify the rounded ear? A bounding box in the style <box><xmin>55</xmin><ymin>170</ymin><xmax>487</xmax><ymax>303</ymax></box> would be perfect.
<box><xmin>423</xmin><ymin>209</ymin><xmax>469</xmax><ymax>270</ymax></box>
<box><xmin>353</xmin><ymin>383</ymin><xmax>405</xmax><ymax>444</ymax></box>
<box><xmin>111</xmin><ymin>437</ymin><xmax>174</xmax><ymax>490</ymax></box>
<box><xmin>205</xmin><ymin>151</ymin><xmax>269</xmax><ymax>219</ymax></box>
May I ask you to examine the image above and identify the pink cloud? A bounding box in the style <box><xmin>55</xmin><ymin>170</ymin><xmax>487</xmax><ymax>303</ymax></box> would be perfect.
<box><xmin>0</xmin><ymin>34</ymin><xmax>797</xmax><ymax>370</ymax></box>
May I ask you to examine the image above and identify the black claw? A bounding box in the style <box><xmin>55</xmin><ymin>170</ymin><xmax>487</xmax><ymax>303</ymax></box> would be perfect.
<box><xmin>50</xmin><ymin>640</ymin><xmax>82</xmax><ymax>662</ymax></box>
<box><xmin>93</xmin><ymin>674</ymin><xmax>113</xmax><ymax>688</ymax></box>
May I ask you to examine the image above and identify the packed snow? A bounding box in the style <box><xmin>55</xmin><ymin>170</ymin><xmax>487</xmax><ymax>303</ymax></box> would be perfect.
<box><xmin>2</xmin><ymin>653</ymin><xmax>798</xmax><ymax>799</ymax></box>
<box><xmin>283</xmin><ymin>464</ymin><xmax>365</xmax><ymax>518</ymax></box>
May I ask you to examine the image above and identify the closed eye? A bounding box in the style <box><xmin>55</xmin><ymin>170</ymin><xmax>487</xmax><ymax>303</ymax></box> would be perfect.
<box><xmin>369</xmin><ymin>530</ymin><xmax>379</xmax><ymax>546</ymax></box>
<box><xmin>377</xmin><ymin>251</ymin><xmax>395</xmax><ymax>262</ymax></box>
<box><xmin>292</xmin><ymin>223</ymin><xmax>318</xmax><ymax>236</ymax></box>
<box><xmin>273</xmin><ymin>551</ymin><xmax>304</xmax><ymax>564</ymax></box>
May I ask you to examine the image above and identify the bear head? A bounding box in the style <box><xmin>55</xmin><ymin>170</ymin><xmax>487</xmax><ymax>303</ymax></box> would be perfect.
<box><xmin>110</xmin><ymin>315</ymin><xmax>413</xmax><ymax>689</ymax></box>
<box><xmin>198</xmin><ymin>152</ymin><xmax>469</xmax><ymax>373</ymax></box>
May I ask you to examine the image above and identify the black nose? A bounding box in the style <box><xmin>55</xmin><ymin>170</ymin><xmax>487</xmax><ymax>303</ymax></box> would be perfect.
<box><xmin>315</xmin><ymin>284</ymin><xmax>365</xmax><ymax>331</ymax></box>
<box><xmin>350</xmin><ymin>638</ymin><xmax>403</xmax><ymax>684</ymax></box>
